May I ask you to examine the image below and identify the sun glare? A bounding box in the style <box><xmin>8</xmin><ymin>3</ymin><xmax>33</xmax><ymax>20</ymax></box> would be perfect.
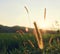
<box><xmin>41</xmin><ymin>22</ymin><xmax>46</xmax><ymax>29</ymax></box>
<box><xmin>40</xmin><ymin>20</ymin><xmax>48</xmax><ymax>30</ymax></box>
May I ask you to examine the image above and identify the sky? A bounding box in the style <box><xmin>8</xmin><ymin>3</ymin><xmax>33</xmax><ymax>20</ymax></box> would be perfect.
<box><xmin>0</xmin><ymin>0</ymin><xmax>60</xmax><ymax>30</ymax></box>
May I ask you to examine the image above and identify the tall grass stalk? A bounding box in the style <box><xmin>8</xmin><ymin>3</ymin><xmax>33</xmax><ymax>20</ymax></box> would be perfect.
<box><xmin>28</xmin><ymin>40</ymin><xmax>35</xmax><ymax>48</ymax></box>
<box><xmin>24</xmin><ymin>5</ymin><xmax>31</xmax><ymax>31</ymax></box>
<box><xmin>33</xmin><ymin>22</ymin><xmax>44</xmax><ymax>50</ymax></box>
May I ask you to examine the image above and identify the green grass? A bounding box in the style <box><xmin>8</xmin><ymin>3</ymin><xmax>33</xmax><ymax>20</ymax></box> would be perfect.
<box><xmin>0</xmin><ymin>33</ymin><xmax>60</xmax><ymax>54</ymax></box>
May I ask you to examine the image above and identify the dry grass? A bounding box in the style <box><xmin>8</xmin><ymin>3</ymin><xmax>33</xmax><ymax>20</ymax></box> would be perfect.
<box><xmin>33</xmin><ymin>22</ymin><xmax>44</xmax><ymax>49</ymax></box>
<box><xmin>28</xmin><ymin>40</ymin><xmax>35</xmax><ymax>48</ymax></box>
<box><xmin>49</xmin><ymin>37</ymin><xmax>53</xmax><ymax>47</ymax></box>
<box><xmin>44</xmin><ymin>8</ymin><xmax>46</xmax><ymax>20</ymax></box>
<box><xmin>24</xmin><ymin>6</ymin><xmax>29</xmax><ymax>14</ymax></box>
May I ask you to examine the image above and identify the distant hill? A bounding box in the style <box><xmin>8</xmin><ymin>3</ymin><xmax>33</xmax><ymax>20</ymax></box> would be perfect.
<box><xmin>0</xmin><ymin>25</ymin><xmax>59</xmax><ymax>33</ymax></box>
<box><xmin>0</xmin><ymin>25</ymin><xmax>33</xmax><ymax>33</ymax></box>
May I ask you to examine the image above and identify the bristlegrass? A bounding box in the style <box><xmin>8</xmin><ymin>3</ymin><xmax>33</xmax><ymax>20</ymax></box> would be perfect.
<box><xmin>28</xmin><ymin>40</ymin><xmax>35</xmax><ymax>48</ymax></box>
<box><xmin>33</xmin><ymin>22</ymin><xmax>44</xmax><ymax>50</ymax></box>
<box><xmin>44</xmin><ymin>8</ymin><xmax>46</xmax><ymax>20</ymax></box>
<box><xmin>57</xmin><ymin>38</ymin><xmax>60</xmax><ymax>46</ymax></box>
<box><xmin>24</xmin><ymin>6</ymin><xmax>29</xmax><ymax>14</ymax></box>
<box><xmin>49</xmin><ymin>37</ymin><xmax>53</xmax><ymax>47</ymax></box>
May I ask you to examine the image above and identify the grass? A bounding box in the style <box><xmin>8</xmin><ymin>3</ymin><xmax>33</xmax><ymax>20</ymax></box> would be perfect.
<box><xmin>0</xmin><ymin>33</ymin><xmax>60</xmax><ymax>54</ymax></box>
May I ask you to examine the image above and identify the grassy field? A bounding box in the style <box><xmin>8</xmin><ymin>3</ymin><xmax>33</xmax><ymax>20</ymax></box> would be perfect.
<box><xmin>0</xmin><ymin>33</ymin><xmax>60</xmax><ymax>54</ymax></box>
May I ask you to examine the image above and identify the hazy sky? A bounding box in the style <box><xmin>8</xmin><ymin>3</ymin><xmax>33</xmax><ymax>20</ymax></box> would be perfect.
<box><xmin>0</xmin><ymin>0</ymin><xmax>60</xmax><ymax>30</ymax></box>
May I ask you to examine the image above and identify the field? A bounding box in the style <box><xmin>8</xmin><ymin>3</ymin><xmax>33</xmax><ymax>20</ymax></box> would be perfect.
<box><xmin>0</xmin><ymin>33</ymin><xmax>60</xmax><ymax>54</ymax></box>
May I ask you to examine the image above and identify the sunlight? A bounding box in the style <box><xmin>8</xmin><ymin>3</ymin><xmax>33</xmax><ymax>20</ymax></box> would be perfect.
<box><xmin>40</xmin><ymin>20</ymin><xmax>47</xmax><ymax>30</ymax></box>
